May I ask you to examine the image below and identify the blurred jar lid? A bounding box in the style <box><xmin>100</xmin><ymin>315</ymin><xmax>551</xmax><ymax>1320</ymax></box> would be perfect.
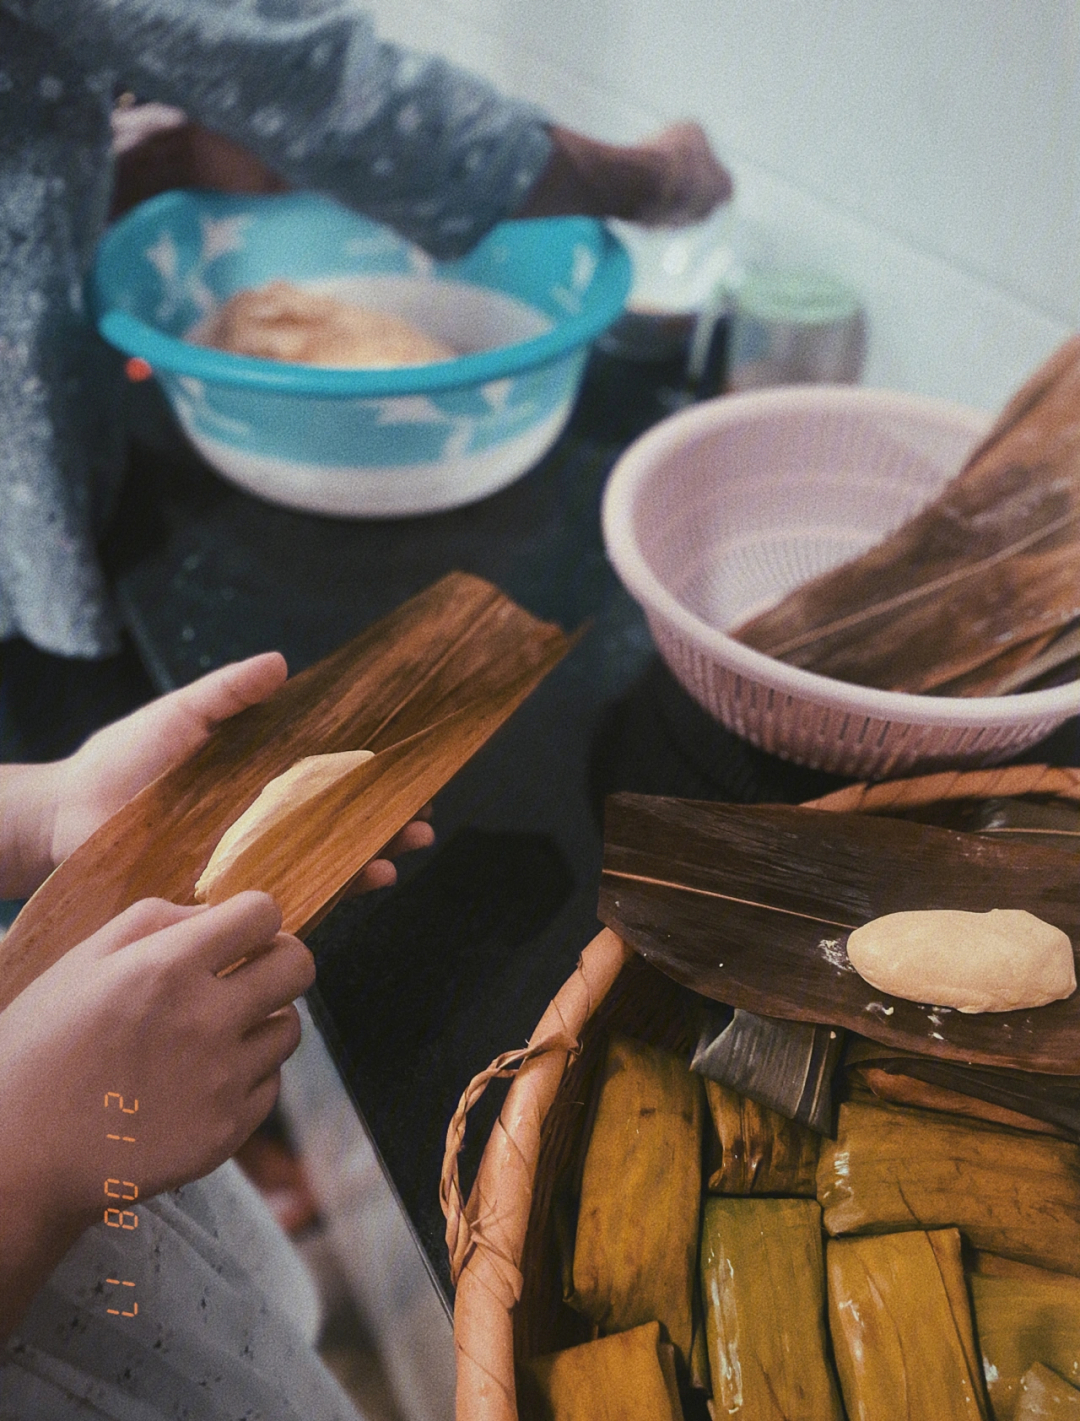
<box><xmin>733</xmin><ymin>267</ymin><xmax>860</xmax><ymax>327</ymax></box>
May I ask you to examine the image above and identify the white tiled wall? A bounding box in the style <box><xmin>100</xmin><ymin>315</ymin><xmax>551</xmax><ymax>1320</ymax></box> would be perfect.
<box><xmin>371</xmin><ymin>0</ymin><xmax>1080</xmax><ymax>412</ymax></box>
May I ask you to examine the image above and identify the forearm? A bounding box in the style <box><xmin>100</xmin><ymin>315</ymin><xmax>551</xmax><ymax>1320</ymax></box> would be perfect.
<box><xmin>0</xmin><ymin>1196</ymin><xmax>94</xmax><ymax>1348</ymax></box>
<box><xmin>518</xmin><ymin>121</ymin><xmax>734</xmax><ymax>228</ymax></box>
<box><xmin>0</xmin><ymin>763</ymin><xmax>60</xmax><ymax>900</ymax></box>
<box><xmin>516</xmin><ymin>126</ymin><xmax>668</xmax><ymax>221</ymax></box>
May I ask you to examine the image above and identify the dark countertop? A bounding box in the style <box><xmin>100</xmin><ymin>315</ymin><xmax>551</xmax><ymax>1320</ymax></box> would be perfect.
<box><xmin>110</xmin><ymin>352</ymin><xmax>1080</xmax><ymax>1300</ymax></box>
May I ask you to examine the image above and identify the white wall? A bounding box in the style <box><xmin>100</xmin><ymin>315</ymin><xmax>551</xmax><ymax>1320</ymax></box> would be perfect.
<box><xmin>369</xmin><ymin>0</ymin><xmax>1080</xmax><ymax>413</ymax></box>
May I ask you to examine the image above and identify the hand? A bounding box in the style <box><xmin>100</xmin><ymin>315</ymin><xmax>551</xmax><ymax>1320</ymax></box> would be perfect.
<box><xmin>45</xmin><ymin>652</ymin><xmax>433</xmax><ymax>892</ymax></box>
<box><xmin>632</xmin><ymin>121</ymin><xmax>734</xmax><ymax>227</ymax></box>
<box><xmin>111</xmin><ymin>118</ymin><xmax>288</xmax><ymax>220</ymax></box>
<box><xmin>0</xmin><ymin>892</ymin><xmax>311</xmax><ymax>1341</ymax></box>
<box><xmin>517</xmin><ymin>120</ymin><xmax>733</xmax><ymax>229</ymax></box>
<box><xmin>50</xmin><ymin>653</ymin><xmax>289</xmax><ymax>865</ymax></box>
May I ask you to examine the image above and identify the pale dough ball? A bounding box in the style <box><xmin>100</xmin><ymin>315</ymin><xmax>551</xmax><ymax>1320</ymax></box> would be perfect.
<box><xmin>193</xmin><ymin>280</ymin><xmax>458</xmax><ymax>368</ymax></box>
<box><xmin>845</xmin><ymin>908</ymin><xmax>1076</xmax><ymax>1013</ymax></box>
<box><xmin>194</xmin><ymin>750</ymin><xmax>373</xmax><ymax>902</ymax></box>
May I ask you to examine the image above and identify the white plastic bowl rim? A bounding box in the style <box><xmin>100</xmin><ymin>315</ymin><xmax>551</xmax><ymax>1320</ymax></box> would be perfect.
<box><xmin>601</xmin><ymin>384</ymin><xmax>1080</xmax><ymax>730</ymax></box>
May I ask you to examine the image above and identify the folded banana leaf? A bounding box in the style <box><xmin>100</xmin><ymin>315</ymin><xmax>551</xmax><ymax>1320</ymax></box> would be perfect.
<box><xmin>700</xmin><ymin>1196</ymin><xmax>843</xmax><ymax>1419</ymax></box>
<box><xmin>827</xmin><ymin>1228</ymin><xmax>988</xmax><ymax>1419</ymax></box>
<box><xmin>1016</xmin><ymin>1363</ymin><xmax>1080</xmax><ymax>1419</ymax></box>
<box><xmin>692</xmin><ymin>1009</ymin><xmax>845</xmax><ymax>1133</ymax></box>
<box><xmin>568</xmin><ymin>1034</ymin><xmax>702</xmax><ymax>1373</ymax></box>
<box><xmin>518</xmin><ymin>1322</ymin><xmax>684</xmax><ymax>1421</ymax></box>
<box><xmin>600</xmin><ymin>794</ymin><xmax>1080</xmax><ymax>1072</ymax></box>
<box><xmin>732</xmin><ymin>335</ymin><xmax>1080</xmax><ymax>693</ymax></box>
<box><xmin>703</xmin><ymin>1077</ymin><xmax>820</xmax><ymax>1195</ymax></box>
<box><xmin>817</xmin><ymin>1100</ymin><xmax>1080</xmax><ymax>1274</ymax></box>
<box><xmin>0</xmin><ymin>572</ymin><xmax>570</xmax><ymax>1012</ymax></box>
<box><xmin>969</xmin><ymin>1254</ymin><xmax>1080</xmax><ymax>1421</ymax></box>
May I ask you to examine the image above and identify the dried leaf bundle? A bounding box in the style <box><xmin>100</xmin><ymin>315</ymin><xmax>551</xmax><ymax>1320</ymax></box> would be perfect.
<box><xmin>600</xmin><ymin>794</ymin><xmax>1080</xmax><ymax>1072</ymax></box>
<box><xmin>826</xmin><ymin>1228</ymin><xmax>988</xmax><ymax>1419</ymax></box>
<box><xmin>0</xmin><ymin>572</ymin><xmax>570</xmax><ymax>1011</ymax></box>
<box><xmin>969</xmin><ymin>1256</ymin><xmax>1080</xmax><ymax>1420</ymax></box>
<box><xmin>568</xmin><ymin>1034</ymin><xmax>702</xmax><ymax>1371</ymax></box>
<box><xmin>518</xmin><ymin>1322</ymin><xmax>685</xmax><ymax>1421</ymax></box>
<box><xmin>732</xmin><ymin>335</ymin><xmax>1080</xmax><ymax>693</ymax></box>
<box><xmin>817</xmin><ymin>1100</ymin><xmax>1080</xmax><ymax>1274</ymax></box>
<box><xmin>699</xmin><ymin>1196</ymin><xmax>843</xmax><ymax>1419</ymax></box>
<box><xmin>1016</xmin><ymin>1363</ymin><xmax>1080</xmax><ymax>1420</ymax></box>
<box><xmin>703</xmin><ymin>1077</ymin><xmax>820</xmax><ymax>1195</ymax></box>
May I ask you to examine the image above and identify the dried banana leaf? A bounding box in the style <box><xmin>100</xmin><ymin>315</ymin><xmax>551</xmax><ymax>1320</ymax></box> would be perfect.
<box><xmin>817</xmin><ymin>1100</ymin><xmax>1080</xmax><ymax>1274</ymax></box>
<box><xmin>927</xmin><ymin>629</ymin><xmax>1059</xmax><ymax>696</ymax></box>
<box><xmin>0</xmin><ymin>572</ymin><xmax>570</xmax><ymax>1011</ymax></box>
<box><xmin>827</xmin><ymin>1228</ymin><xmax>988</xmax><ymax>1419</ymax></box>
<box><xmin>851</xmin><ymin>1064</ymin><xmax>1073</xmax><ymax>1137</ymax></box>
<box><xmin>733</xmin><ymin>336</ymin><xmax>1080</xmax><ymax>693</ymax></box>
<box><xmin>518</xmin><ymin>1322</ymin><xmax>684</xmax><ymax>1421</ymax></box>
<box><xmin>884</xmin><ymin>793</ymin><xmax>1080</xmax><ymax>851</ymax></box>
<box><xmin>600</xmin><ymin>793</ymin><xmax>1080</xmax><ymax>1072</ymax></box>
<box><xmin>1016</xmin><ymin>1363</ymin><xmax>1080</xmax><ymax>1420</ymax></box>
<box><xmin>700</xmin><ymin>1196</ymin><xmax>843</xmax><ymax>1419</ymax></box>
<box><xmin>969</xmin><ymin>1256</ymin><xmax>1080</xmax><ymax>1420</ymax></box>
<box><xmin>692</xmin><ymin>1009</ymin><xmax>844</xmax><ymax>1133</ymax></box>
<box><xmin>981</xmin><ymin>618</ymin><xmax>1080</xmax><ymax>696</ymax></box>
<box><xmin>845</xmin><ymin>1038</ymin><xmax>1080</xmax><ymax>1137</ymax></box>
<box><xmin>569</xmin><ymin>1034</ymin><xmax>702</xmax><ymax>1372</ymax></box>
<box><xmin>703</xmin><ymin>1078</ymin><xmax>820</xmax><ymax>1194</ymax></box>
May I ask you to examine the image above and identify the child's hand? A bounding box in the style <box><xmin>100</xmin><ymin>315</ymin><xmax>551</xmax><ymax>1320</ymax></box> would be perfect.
<box><xmin>41</xmin><ymin>652</ymin><xmax>433</xmax><ymax>893</ymax></box>
<box><xmin>49</xmin><ymin>653</ymin><xmax>290</xmax><ymax>866</ymax></box>
<box><xmin>0</xmin><ymin>892</ymin><xmax>311</xmax><ymax>1223</ymax></box>
<box><xmin>0</xmin><ymin>890</ymin><xmax>313</xmax><ymax>1342</ymax></box>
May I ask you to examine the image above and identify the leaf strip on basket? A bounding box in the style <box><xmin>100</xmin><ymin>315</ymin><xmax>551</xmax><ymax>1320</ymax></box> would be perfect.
<box><xmin>693</xmin><ymin>1010</ymin><xmax>846</xmax><ymax>1134</ymax></box>
<box><xmin>599</xmin><ymin>793</ymin><xmax>1080</xmax><ymax>1073</ymax></box>
<box><xmin>0</xmin><ymin>571</ymin><xmax>571</xmax><ymax>1011</ymax></box>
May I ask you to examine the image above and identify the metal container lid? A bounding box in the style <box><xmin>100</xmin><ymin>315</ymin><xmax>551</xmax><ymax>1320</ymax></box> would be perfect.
<box><xmin>734</xmin><ymin>267</ymin><xmax>860</xmax><ymax>327</ymax></box>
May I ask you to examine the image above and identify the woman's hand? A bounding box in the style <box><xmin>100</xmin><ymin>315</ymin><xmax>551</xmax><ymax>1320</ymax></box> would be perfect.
<box><xmin>517</xmin><ymin>120</ymin><xmax>733</xmax><ymax>228</ymax></box>
<box><xmin>111</xmin><ymin>118</ymin><xmax>288</xmax><ymax>220</ymax></box>
<box><xmin>0</xmin><ymin>892</ymin><xmax>312</xmax><ymax>1342</ymax></box>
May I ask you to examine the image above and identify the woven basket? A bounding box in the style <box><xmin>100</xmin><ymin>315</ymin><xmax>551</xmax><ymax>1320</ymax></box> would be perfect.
<box><xmin>440</xmin><ymin>763</ymin><xmax>1080</xmax><ymax>1421</ymax></box>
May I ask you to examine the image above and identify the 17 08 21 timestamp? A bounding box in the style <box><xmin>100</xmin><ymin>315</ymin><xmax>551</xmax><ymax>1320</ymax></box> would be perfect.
<box><xmin>102</xmin><ymin>1091</ymin><xmax>139</xmax><ymax>1318</ymax></box>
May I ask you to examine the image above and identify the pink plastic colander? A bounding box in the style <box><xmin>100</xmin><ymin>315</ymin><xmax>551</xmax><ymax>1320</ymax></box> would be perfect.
<box><xmin>601</xmin><ymin>385</ymin><xmax>1080</xmax><ymax>778</ymax></box>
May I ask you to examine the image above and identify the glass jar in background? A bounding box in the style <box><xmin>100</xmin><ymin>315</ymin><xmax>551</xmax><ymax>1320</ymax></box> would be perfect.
<box><xmin>726</xmin><ymin>266</ymin><xmax>865</xmax><ymax>391</ymax></box>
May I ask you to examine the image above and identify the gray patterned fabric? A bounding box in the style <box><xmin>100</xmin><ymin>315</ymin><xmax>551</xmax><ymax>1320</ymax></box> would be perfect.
<box><xmin>0</xmin><ymin>0</ymin><xmax>552</xmax><ymax>656</ymax></box>
<box><xmin>0</xmin><ymin>1160</ymin><xmax>364</xmax><ymax>1420</ymax></box>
